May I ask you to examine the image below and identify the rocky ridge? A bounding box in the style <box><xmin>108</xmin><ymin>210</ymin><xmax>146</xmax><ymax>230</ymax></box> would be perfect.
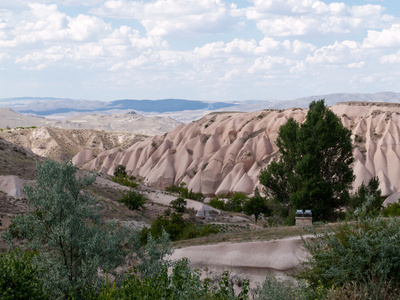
<box><xmin>73</xmin><ymin>102</ymin><xmax>400</xmax><ymax>197</ymax></box>
<box><xmin>0</xmin><ymin>127</ymin><xmax>146</xmax><ymax>161</ymax></box>
<box><xmin>0</xmin><ymin>108</ymin><xmax>181</xmax><ymax>135</ymax></box>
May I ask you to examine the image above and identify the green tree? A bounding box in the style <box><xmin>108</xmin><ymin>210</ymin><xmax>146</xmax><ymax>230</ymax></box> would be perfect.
<box><xmin>141</xmin><ymin>212</ymin><xmax>188</xmax><ymax>242</ymax></box>
<box><xmin>243</xmin><ymin>188</ymin><xmax>271</xmax><ymax>222</ymax></box>
<box><xmin>113</xmin><ymin>164</ymin><xmax>127</xmax><ymax>177</ymax></box>
<box><xmin>349</xmin><ymin>176</ymin><xmax>382</xmax><ymax>216</ymax></box>
<box><xmin>225</xmin><ymin>192</ymin><xmax>248</xmax><ymax>212</ymax></box>
<box><xmin>118</xmin><ymin>189</ymin><xmax>147</xmax><ymax>211</ymax></box>
<box><xmin>170</xmin><ymin>197</ymin><xmax>187</xmax><ymax>213</ymax></box>
<box><xmin>5</xmin><ymin>160</ymin><xmax>129</xmax><ymax>299</ymax></box>
<box><xmin>383</xmin><ymin>199</ymin><xmax>400</xmax><ymax>217</ymax></box>
<box><xmin>0</xmin><ymin>250</ymin><xmax>49</xmax><ymax>300</ymax></box>
<box><xmin>260</xmin><ymin>100</ymin><xmax>354</xmax><ymax>221</ymax></box>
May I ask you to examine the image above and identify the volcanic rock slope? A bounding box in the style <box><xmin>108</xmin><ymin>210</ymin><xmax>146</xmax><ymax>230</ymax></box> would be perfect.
<box><xmin>73</xmin><ymin>102</ymin><xmax>400</xmax><ymax>197</ymax></box>
<box><xmin>0</xmin><ymin>127</ymin><xmax>146</xmax><ymax>161</ymax></box>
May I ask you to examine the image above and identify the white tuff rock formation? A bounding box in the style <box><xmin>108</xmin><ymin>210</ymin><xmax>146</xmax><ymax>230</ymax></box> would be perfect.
<box><xmin>73</xmin><ymin>102</ymin><xmax>400</xmax><ymax>197</ymax></box>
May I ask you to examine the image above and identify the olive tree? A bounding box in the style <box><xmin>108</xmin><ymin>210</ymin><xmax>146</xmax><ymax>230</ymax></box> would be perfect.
<box><xmin>260</xmin><ymin>100</ymin><xmax>354</xmax><ymax>221</ymax></box>
<box><xmin>5</xmin><ymin>160</ymin><xmax>130</xmax><ymax>299</ymax></box>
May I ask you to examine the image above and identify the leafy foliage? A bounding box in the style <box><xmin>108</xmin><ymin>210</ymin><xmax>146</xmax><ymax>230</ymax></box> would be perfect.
<box><xmin>0</xmin><ymin>250</ymin><xmax>48</xmax><ymax>300</ymax></box>
<box><xmin>140</xmin><ymin>211</ymin><xmax>218</xmax><ymax>243</ymax></box>
<box><xmin>260</xmin><ymin>100</ymin><xmax>354</xmax><ymax>221</ymax></box>
<box><xmin>132</xmin><ymin>229</ymin><xmax>173</xmax><ymax>279</ymax></box>
<box><xmin>170</xmin><ymin>196</ymin><xmax>187</xmax><ymax>213</ymax></box>
<box><xmin>243</xmin><ymin>188</ymin><xmax>271</xmax><ymax>222</ymax></box>
<box><xmin>113</xmin><ymin>164</ymin><xmax>127</xmax><ymax>177</ymax></box>
<box><xmin>118</xmin><ymin>189</ymin><xmax>147</xmax><ymax>211</ymax></box>
<box><xmin>5</xmin><ymin>160</ymin><xmax>130</xmax><ymax>299</ymax></box>
<box><xmin>349</xmin><ymin>176</ymin><xmax>382</xmax><ymax>216</ymax></box>
<box><xmin>208</xmin><ymin>197</ymin><xmax>226</xmax><ymax>210</ymax></box>
<box><xmin>383</xmin><ymin>199</ymin><xmax>400</xmax><ymax>217</ymax></box>
<box><xmin>111</xmin><ymin>174</ymin><xmax>138</xmax><ymax>188</ymax></box>
<box><xmin>299</xmin><ymin>216</ymin><xmax>400</xmax><ymax>299</ymax></box>
<box><xmin>100</xmin><ymin>230</ymin><xmax>250</xmax><ymax>300</ymax></box>
<box><xmin>224</xmin><ymin>192</ymin><xmax>248</xmax><ymax>212</ymax></box>
<box><xmin>165</xmin><ymin>183</ymin><xmax>205</xmax><ymax>202</ymax></box>
<box><xmin>100</xmin><ymin>258</ymin><xmax>250</xmax><ymax>300</ymax></box>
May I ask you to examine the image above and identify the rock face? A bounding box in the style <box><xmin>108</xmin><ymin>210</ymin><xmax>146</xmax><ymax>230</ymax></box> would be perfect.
<box><xmin>73</xmin><ymin>102</ymin><xmax>400</xmax><ymax>197</ymax></box>
<box><xmin>0</xmin><ymin>127</ymin><xmax>146</xmax><ymax>161</ymax></box>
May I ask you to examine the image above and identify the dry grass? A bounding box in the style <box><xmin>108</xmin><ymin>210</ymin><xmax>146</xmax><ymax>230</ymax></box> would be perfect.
<box><xmin>0</xmin><ymin>138</ymin><xmax>41</xmax><ymax>179</ymax></box>
<box><xmin>173</xmin><ymin>221</ymin><xmax>331</xmax><ymax>248</ymax></box>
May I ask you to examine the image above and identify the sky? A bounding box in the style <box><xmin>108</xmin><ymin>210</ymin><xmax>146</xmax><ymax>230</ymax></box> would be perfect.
<box><xmin>0</xmin><ymin>0</ymin><xmax>399</xmax><ymax>102</ymax></box>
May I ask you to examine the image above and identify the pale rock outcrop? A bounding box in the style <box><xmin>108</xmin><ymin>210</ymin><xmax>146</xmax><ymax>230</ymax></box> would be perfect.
<box><xmin>169</xmin><ymin>235</ymin><xmax>309</xmax><ymax>284</ymax></box>
<box><xmin>0</xmin><ymin>176</ymin><xmax>27</xmax><ymax>198</ymax></box>
<box><xmin>74</xmin><ymin>102</ymin><xmax>400</xmax><ymax>197</ymax></box>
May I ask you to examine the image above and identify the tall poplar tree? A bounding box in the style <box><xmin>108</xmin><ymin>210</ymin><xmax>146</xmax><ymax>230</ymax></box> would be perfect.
<box><xmin>260</xmin><ymin>100</ymin><xmax>354</xmax><ymax>221</ymax></box>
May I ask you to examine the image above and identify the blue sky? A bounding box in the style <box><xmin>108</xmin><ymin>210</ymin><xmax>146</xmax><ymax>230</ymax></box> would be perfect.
<box><xmin>0</xmin><ymin>0</ymin><xmax>399</xmax><ymax>102</ymax></box>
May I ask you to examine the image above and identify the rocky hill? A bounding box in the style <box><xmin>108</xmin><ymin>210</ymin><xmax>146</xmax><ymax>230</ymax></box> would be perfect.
<box><xmin>73</xmin><ymin>102</ymin><xmax>400</xmax><ymax>197</ymax></box>
<box><xmin>0</xmin><ymin>108</ymin><xmax>181</xmax><ymax>135</ymax></box>
<box><xmin>0</xmin><ymin>127</ymin><xmax>147</xmax><ymax>161</ymax></box>
<box><xmin>57</xmin><ymin>111</ymin><xmax>180</xmax><ymax>136</ymax></box>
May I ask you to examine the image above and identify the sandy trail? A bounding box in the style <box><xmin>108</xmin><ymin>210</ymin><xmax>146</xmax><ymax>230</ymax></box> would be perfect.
<box><xmin>170</xmin><ymin>235</ymin><xmax>311</xmax><ymax>285</ymax></box>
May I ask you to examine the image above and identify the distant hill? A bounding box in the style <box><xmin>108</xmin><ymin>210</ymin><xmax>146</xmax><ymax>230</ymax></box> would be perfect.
<box><xmin>108</xmin><ymin>99</ymin><xmax>235</xmax><ymax>112</ymax></box>
<box><xmin>0</xmin><ymin>108</ymin><xmax>181</xmax><ymax>135</ymax></box>
<box><xmin>2</xmin><ymin>92</ymin><xmax>400</xmax><ymax>122</ymax></box>
<box><xmin>0</xmin><ymin>127</ymin><xmax>146</xmax><ymax>161</ymax></box>
<box><xmin>0</xmin><ymin>98</ymin><xmax>236</xmax><ymax>115</ymax></box>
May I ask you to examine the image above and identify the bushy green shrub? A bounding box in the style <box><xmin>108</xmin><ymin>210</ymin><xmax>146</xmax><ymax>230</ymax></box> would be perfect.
<box><xmin>113</xmin><ymin>165</ymin><xmax>127</xmax><ymax>177</ymax></box>
<box><xmin>349</xmin><ymin>176</ymin><xmax>382</xmax><ymax>217</ymax></box>
<box><xmin>100</xmin><ymin>259</ymin><xmax>250</xmax><ymax>300</ymax></box>
<box><xmin>165</xmin><ymin>185</ymin><xmax>181</xmax><ymax>193</ymax></box>
<box><xmin>298</xmin><ymin>216</ymin><xmax>400</xmax><ymax>299</ymax></box>
<box><xmin>111</xmin><ymin>175</ymin><xmax>138</xmax><ymax>188</ymax></box>
<box><xmin>0</xmin><ymin>250</ymin><xmax>49</xmax><ymax>300</ymax></box>
<box><xmin>208</xmin><ymin>197</ymin><xmax>226</xmax><ymax>210</ymax></box>
<box><xmin>141</xmin><ymin>212</ymin><xmax>219</xmax><ymax>243</ymax></box>
<box><xmin>180</xmin><ymin>224</ymin><xmax>219</xmax><ymax>240</ymax></box>
<box><xmin>383</xmin><ymin>199</ymin><xmax>400</xmax><ymax>217</ymax></box>
<box><xmin>225</xmin><ymin>192</ymin><xmax>248</xmax><ymax>212</ymax></box>
<box><xmin>170</xmin><ymin>197</ymin><xmax>187</xmax><ymax>213</ymax></box>
<box><xmin>141</xmin><ymin>212</ymin><xmax>187</xmax><ymax>242</ymax></box>
<box><xmin>165</xmin><ymin>184</ymin><xmax>205</xmax><ymax>202</ymax></box>
<box><xmin>243</xmin><ymin>188</ymin><xmax>271</xmax><ymax>222</ymax></box>
<box><xmin>118</xmin><ymin>189</ymin><xmax>147</xmax><ymax>211</ymax></box>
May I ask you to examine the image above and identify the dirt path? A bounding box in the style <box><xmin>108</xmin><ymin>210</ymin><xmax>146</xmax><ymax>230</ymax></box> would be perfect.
<box><xmin>170</xmin><ymin>235</ymin><xmax>311</xmax><ymax>285</ymax></box>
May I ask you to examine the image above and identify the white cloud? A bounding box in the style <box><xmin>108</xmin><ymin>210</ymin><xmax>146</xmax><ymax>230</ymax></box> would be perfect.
<box><xmin>245</xmin><ymin>1</ymin><xmax>391</xmax><ymax>37</ymax></box>
<box><xmin>1</xmin><ymin>3</ymin><xmax>170</xmax><ymax>70</ymax></box>
<box><xmin>93</xmin><ymin>0</ymin><xmax>232</xmax><ymax>37</ymax></box>
<box><xmin>193</xmin><ymin>39</ymin><xmax>257</xmax><ymax>58</ymax></box>
<box><xmin>1</xmin><ymin>3</ymin><xmax>113</xmax><ymax>47</ymax></box>
<box><xmin>257</xmin><ymin>16</ymin><xmax>318</xmax><ymax>36</ymax></box>
<box><xmin>1</xmin><ymin>0</ymin><xmax>400</xmax><ymax>101</ymax></box>
<box><xmin>0</xmin><ymin>52</ymin><xmax>10</xmax><ymax>60</ymax></box>
<box><xmin>380</xmin><ymin>51</ymin><xmax>400</xmax><ymax>64</ymax></box>
<box><xmin>363</xmin><ymin>24</ymin><xmax>400</xmax><ymax>48</ymax></box>
<box><xmin>306</xmin><ymin>40</ymin><xmax>362</xmax><ymax>65</ymax></box>
<box><xmin>347</xmin><ymin>61</ymin><xmax>365</xmax><ymax>68</ymax></box>
<box><xmin>16</xmin><ymin>46</ymin><xmax>66</xmax><ymax>70</ymax></box>
<box><xmin>248</xmin><ymin>56</ymin><xmax>291</xmax><ymax>73</ymax></box>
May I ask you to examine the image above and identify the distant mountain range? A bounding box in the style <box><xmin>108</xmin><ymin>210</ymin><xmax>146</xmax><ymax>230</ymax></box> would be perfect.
<box><xmin>1</xmin><ymin>92</ymin><xmax>399</xmax><ymax>122</ymax></box>
<box><xmin>0</xmin><ymin>108</ymin><xmax>181</xmax><ymax>135</ymax></box>
<box><xmin>0</xmin><ymin>98</ymin><xmax>236</xmax><ymax>116</ymax></box>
